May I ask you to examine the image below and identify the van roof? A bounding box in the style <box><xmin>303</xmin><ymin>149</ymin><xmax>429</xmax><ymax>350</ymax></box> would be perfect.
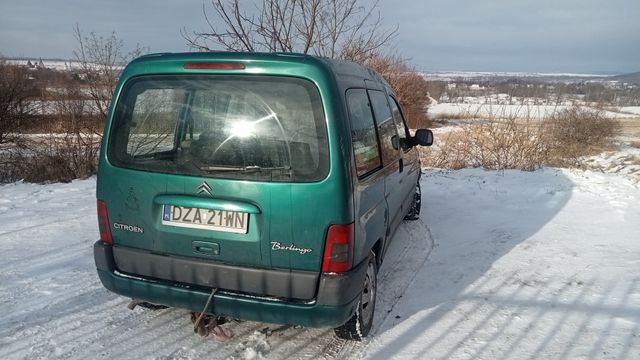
<box><xmin>126</xmin><ymin>51</ymin><xmax>391</xmax><ymax>91</ymax></box>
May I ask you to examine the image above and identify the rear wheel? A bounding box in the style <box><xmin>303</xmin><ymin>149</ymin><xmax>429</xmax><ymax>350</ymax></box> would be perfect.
<box><xmin>334</xmin><ymin>252</ymin><xmax>377</xmax><ymax>341</ymax></box>
<box><xmin>404</xmin><ymin>180</ymin><xmax>422</xmax><ymax>221</ymax></box>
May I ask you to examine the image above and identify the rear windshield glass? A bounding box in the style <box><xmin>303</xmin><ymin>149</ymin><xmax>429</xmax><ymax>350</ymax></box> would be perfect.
<box><xmin>108</xmin><ymin>75</ymin><xmax>328</xmax><ymax>182</ymax></box>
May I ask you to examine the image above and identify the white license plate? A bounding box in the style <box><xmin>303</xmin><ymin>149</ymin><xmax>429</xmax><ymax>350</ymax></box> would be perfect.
<box><xmin>162</xmin><ymin>205</ymin><xmax>249</xmax><ymax>233</ymax></box>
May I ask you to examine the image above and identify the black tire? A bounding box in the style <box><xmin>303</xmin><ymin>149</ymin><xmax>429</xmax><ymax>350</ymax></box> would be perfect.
<box><xmin>334</xmin><ymin>252</ymin><xmax>377</xmax><ymax>341</ymax></box>
<box><xmin>404</xmin><ymin>180</ymin><xmax>422</xmax><ymax>221</ymax></box>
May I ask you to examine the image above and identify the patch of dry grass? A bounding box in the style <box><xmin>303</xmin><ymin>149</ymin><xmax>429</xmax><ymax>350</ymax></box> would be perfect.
<box><xmin>421</xmin><ymin>106</ymin><xmax>622</xmax><ymax>171</ymax></box>
<box><xmin>421</xmin><ymin>118</ymin><xmax>549</xmax><ymax>171</ymax></box>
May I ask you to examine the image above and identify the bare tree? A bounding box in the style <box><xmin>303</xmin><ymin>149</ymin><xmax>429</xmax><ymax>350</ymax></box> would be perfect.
<box><xmin>0</xmin><ymin>58</ymin><xmax>34</xmax><ymax>146</ymax></box>
<box><xmin>183</xmin><ymin>1</ymin><xmax>434</xmax><ymax>127</ymax></box>
<box><xmin>73</xmin><ymin>25</ymin><xmax>147</xmax><ymax>122</ymax></box>
<box><xmin>183</xmin><ymin>0</ymin><xmax>396</xmax><ymax>61</ymax></box>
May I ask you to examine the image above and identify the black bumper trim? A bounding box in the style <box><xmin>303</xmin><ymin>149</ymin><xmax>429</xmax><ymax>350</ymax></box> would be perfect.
<box><xmin>112</xmin><ymin>245</ymin><xmax>318</xmax><ymax>300</ymax></box>
<box><xmin>93</xmin><ymin>241</ymin><xmax>116</xmax><ymax>272</ymax></box>
<box><xmin>94</xmin><ymin>241</ymin><xmax>367</xmax><ymax>306</ymax></box>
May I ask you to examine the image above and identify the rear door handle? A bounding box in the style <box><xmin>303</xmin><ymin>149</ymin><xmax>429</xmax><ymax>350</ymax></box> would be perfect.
<box><xmin>193</xmin><ymin>241</ymin><xmax>220</xmax><ymax>256</ymax></box>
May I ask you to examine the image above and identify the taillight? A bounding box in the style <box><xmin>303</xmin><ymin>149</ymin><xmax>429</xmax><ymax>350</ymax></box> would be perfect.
<box><xmin>183</xmin><ymin>62</ymin><xmax>245</xmax><ymax>70</ymax></box>
<box><xmin>97</xmin><ymin>200</ymin><xmax>113</xmax><ymax>245</ymax></box>
<box><xmin>322</xmin><ymin>223</ymin><xmax>354</xmax><ymax>273</ymax></box>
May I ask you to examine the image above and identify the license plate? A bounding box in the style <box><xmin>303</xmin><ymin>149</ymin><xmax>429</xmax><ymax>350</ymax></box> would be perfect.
<box><xmin>162</xmin><ymin>205</ymin><xmax>249</xmax><ymax>233</ymax></box>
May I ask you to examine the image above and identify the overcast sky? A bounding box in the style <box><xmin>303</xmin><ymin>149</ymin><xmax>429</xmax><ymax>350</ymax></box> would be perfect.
<box><xmin>1</xmin><ymin>0</ymin><xmax>638</xmax><ymax>74</ymax></box>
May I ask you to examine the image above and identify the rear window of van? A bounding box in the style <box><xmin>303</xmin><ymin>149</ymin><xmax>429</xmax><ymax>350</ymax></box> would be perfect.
<box><xmin>108</xmin><ymin>76</ymin><xmax>328</xmax><ymax>182</ymax></box>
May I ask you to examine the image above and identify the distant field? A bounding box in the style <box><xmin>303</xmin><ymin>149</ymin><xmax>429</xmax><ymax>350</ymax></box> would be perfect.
<box><xmin>428</xmin><ymin>103</ymin><xmax>640</xmax><ymax>121</ymax></box>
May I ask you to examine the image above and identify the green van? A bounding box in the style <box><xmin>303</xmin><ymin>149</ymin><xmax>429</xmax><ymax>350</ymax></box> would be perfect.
<box><xmin>93</xmin><ymin>52</ymin><xmax>433</xmax><ymax>340</ymax></box>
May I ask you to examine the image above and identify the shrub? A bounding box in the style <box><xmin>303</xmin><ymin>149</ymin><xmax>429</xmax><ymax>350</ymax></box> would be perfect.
<box><xmin>20</xmin><ymin>154</ymin><xmax>76</xmax><ymax>183</ymax></box>
<box><xmin>0</xmin><ymin>59</ymin><xmax>35</xmax><ymax>145</ymax></box>
<box><xmin>421</xmin><ymin>118</ymin><xmax>549</xmax><ymax>171</ymax></box>
<box><xmin>420</xmin><ymin>106</ymin><xmax>621</xmax><ymax>171</ymax></box>
<box><xmin>546</xmin><ymin>107</ymin><xmax>621</xmax><ymax>166</ymax></box>
<box><xmin>0</xmin><ymin>80</ymin><xmax>101</xmax><ymax>184</ymax></box>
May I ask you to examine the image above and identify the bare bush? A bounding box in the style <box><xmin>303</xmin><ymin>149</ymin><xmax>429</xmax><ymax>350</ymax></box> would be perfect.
<box><xmin>73</xmin><ymin>25</ymin><xmax>146</xmax><ymax>121</ymax></box>
<box><xmin>421</xmin><ymin>106</ymin><xmax>622</xmax><ymax>171</ymax></box>
<box><xmin>546</xmin><ymin>107</ymin><xmax>621</xmax><ymax>166</ymax></box>
<box><xmin>0</xmin><ymin>59</ymin><xmax>35</xmax><ymax>182</ymax></box>
<box><xmin>419</xmin><ymin>131</ymin><xmax>469</xmax><ymax>170</ymax></box>
<box><xmin>0</xmin><ymin>59</ymin><xmax>34</xmax><ymax>145</ymax></box>
<box><xmin>1</xmin><ymin>80</ymin><xmax>102</xmax><ymax>183</ymax></box>
<box><xmin>1</xmin><ymin>29</ymin><xmax>144</xmax><ymax>184</ymax></box>
<box><xmin>421</xmin><ymin>118</ymin><xmax>549</xmax><ymax>171</ymax></box>
<box><xmin>49</xmin><ymin>82</ymin><xmax>101</xmax><ymax>178</ymax></box>
<box><xmin>18</xmin><ymin>153</ymin><xmax>76</xmax><ymax>183</ymax></box>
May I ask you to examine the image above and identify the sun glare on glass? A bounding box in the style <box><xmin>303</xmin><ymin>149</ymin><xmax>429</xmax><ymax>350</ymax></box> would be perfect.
<box><xmin>228</xmin><ymin>120</ymin><xmax>256</xmax><ymax>138</ymax></box>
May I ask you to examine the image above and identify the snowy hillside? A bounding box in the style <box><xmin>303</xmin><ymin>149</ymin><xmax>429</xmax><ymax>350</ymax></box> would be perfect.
<box><xmin>428</xmin><ymin>102</ymin><xmax>640</xmax><ymax>120</ymax></box>
<box><xmin>7</xmin><ymin>59</ymin><xmax>85</xmax><ymax>71</ymax></box>
<box><xmin>1</xmin><ymin>168</ymin><xmax>639</xmax><ymax>359</ymax></box>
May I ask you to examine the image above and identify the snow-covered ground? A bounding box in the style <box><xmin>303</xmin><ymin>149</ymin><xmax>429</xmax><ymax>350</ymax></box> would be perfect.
<box><xmin>7</xmin><ymin>59</ymin><xmax>85</xmax><ymax>71</ymax></box>
<box><xmin>366</xmin><ymin>169</ymin><xmax>640</xmax><ymax>359</ymax></box>
<box><xmin>7</xmin><ymin>59</ymin><xmax>122</xmax><ymax>72</ymax></box>
<box><xmin>580</xmin><ymin>146</ymin><xmax>640</xmax><ymax>184</ymax></box>
<box><xmin>428</xmin><ymin>103</ymin><xmax>640</xmax><ymax>120</ymax></box>
<box><xmin>1</xmin><ymin>166</ymin><xmax>639</xmax><ymax>359</ymax></box>
<box><xmin>424</xmin><ymin>71</ymin><xmax>612</xmax><ymax>79</ymax></box>
<box><xmin>620</xmin><ymin>107</ymin><xmax>640</xmax><ymax>116</ymax></box>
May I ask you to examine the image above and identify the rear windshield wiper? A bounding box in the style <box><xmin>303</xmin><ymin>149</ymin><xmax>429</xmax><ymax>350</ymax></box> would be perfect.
<box><xmin>133</xmin><ymin>151</ymin><xmax>176</xmax><ymax>161</ymax></box>
<box><xmin>199</xmin><ymin>165</ymin><xmax>292</xmax><ymax>173</ymax></box>
<box><xmin>243</xmin><ymin>165</ymin><xmax>291</xmax><ymax>173</ymax></box>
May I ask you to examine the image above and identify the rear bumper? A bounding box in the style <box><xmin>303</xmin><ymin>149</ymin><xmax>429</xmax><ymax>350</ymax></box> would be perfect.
<box><xmin>93</xmin><ymin>241</ymin><xmax>366</xmax><ymax>327</ymax></box>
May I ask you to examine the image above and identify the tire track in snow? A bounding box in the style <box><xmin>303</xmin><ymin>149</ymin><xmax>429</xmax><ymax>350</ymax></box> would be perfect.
<box><xmin>0</xmin><ymin>214</ymin><xmax>93</xmax><ymax>273</ymax></box>
<box><xmin>375</xmin><ymin>220</ymin><xmax>436</xmax><ymax>329</ymax></box>
<box><xmin>0</xmin><ymin>177</ymin><xmax>437</xmax><ymax>360</ymax></box>
<box><xmin>327</xmin><ymin>219</ymin><xmax>436</xmax><ymax>358</ymax></box>
<box><xmin>1</xmin><ymin>215</ymin><xmax>94</xmax><ymax>266</ymax></box>
<box><xmin>0</xmin><ymin>214</ymin><xmax>87</xmax><ymax>237</ymax></box>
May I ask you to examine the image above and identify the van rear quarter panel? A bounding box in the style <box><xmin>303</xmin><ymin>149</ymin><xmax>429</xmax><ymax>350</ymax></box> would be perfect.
<box><xmin>98</xmin><ymin>53</ymin><xmax>355</xmax><ymax>272</ymax></box>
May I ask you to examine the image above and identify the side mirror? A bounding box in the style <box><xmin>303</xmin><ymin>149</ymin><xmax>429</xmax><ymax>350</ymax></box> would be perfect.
<box><xmin>412</xmin><ymin>129</ymin><xmax>434</xmax><ymax>147</ymax></box>
<box><xmin>391</xmin><ymin>134</ymin><xmax>403</xmax><ymax>150</ymax></box>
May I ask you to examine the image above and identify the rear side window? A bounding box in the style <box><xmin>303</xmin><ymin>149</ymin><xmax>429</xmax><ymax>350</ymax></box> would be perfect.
<box><xmin>388</xmin><ymin>95</ymin><xmax>409</xmax><ymax>146</ymax></box>
<box><xmin>346</xmin><ymin>89</ymin><xmax>381</xmax><ymax>177</ymax></box>
<box><xmin>368</xmin><ymin>90</ymin><xmax>399</xmax><ymax>165</ymax></box>
<box><xmin>108</xmin><ymin>75</ymin><xmax>328</xmax><ymax>182</ymax></box>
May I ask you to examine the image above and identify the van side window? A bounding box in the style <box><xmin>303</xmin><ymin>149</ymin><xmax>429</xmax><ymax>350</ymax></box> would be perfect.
<box><xmin>388</xmin><ymin>96</ymin><xmax>410</xmax><ymax>148</ymax></box>
<box><xmin>368</xmin><ymin>90</ymin><xmax>399</xmax><ymax>165</ymax></box>
<box><xmin>347</xmin><ymin>89</ymin><xmax>382</xmax><ymax>177</ymax></box>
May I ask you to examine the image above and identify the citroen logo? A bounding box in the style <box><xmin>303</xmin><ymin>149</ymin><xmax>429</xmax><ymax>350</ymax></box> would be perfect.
<box><xmin>197</xmin><ymin>181</ymin><xmax>213</xmax><ymax>197</ymax></box>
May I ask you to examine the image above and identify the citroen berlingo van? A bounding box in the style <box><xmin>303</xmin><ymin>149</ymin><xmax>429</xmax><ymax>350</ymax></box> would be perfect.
<box><xmin>93</xmin><ymin>52</ymin><xmax>433</xmax><ymax>340</ymax></box>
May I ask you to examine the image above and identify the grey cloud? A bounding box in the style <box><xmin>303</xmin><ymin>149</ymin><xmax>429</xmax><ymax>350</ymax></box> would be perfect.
<box><xmin>1</xmin><ymin>0</ymin><xmax>638</xmax><ymax>73</ymax></box>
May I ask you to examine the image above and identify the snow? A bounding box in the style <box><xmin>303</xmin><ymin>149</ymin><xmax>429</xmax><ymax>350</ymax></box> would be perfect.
<box><xmin>7</xmin><ymin>59</ymin><xmax>122</xmax><ymax>72</ymax></box>
<box><xmin>428</xmin><ymin>103</ymin><xmax>640</xmax><ymax>120</ymax></box>
<box><xmin>620</xmin><ymin>107</ymin><xmax>640</xmax><ymax>116</ymax></box>
<box><xmin>424</xmin><ymin>71</ymin><xmax>612</xmax><ymax>79</ymax></box>
<box><xmin>7</xmin><ymin>59</ymin><xmax>82</xmax><ymax>71</ymax></box>
<box><xmin>366</xmin><ymin>168</ymin><xmax>640</xmax><ymax>359</ymax></box>
<box><xmin>580</xmin><ymin>146</ymin><xmax>640</xmax><ymax>184</ymax></box>
<box><xmin>1</xmin><ymin>167</ymin><xmax>640</xmax><ymax>359</ymax></box>
<box><xmin>28</xmin><ymin>100</ymin><xmax>100</xmax><ymax>116</ymax></box>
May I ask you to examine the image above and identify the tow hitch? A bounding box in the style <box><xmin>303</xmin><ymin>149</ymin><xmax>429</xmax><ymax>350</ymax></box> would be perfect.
<box><xmin>190</xmin><ymin>288</ymin><xmax>234</xmax><ymax>341</ymax></box>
